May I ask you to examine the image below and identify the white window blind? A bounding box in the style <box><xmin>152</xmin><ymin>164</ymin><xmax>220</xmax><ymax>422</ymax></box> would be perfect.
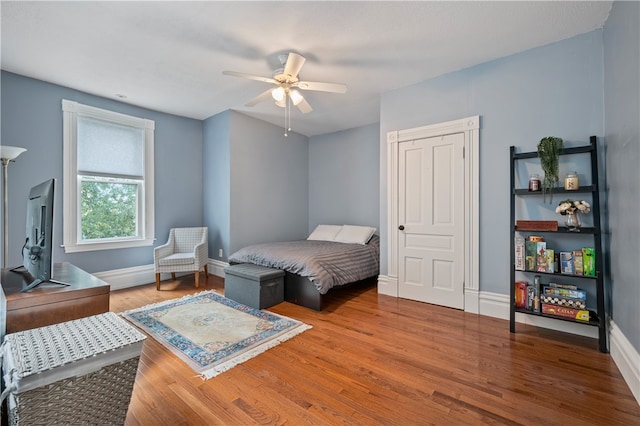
<box><xmin>77</xmin><ymin>116</ymin><xmax>144</xmax><ymax>178</ymax></box>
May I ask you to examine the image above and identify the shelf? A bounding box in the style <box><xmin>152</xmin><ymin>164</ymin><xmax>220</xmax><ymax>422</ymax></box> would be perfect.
<box><xmin>510</xmin><ymin>136</ymin><xmax>607</xmax><ymax>353</ymax></box>
<box><xmin>515</xmin><ymin>226</ymin><xmax>597</xmax><ymax>234</ymax></box>
<box><xmin>515</xmin><ymin>308</ymin><xmax>600</xmax><ymax>327</ymax></box>
<box><xmin>512</xmin><ymin>144</ymin><xmax>593</xmax><ymax>160</ymax></box>
<box><xmin>514</xmin><ymin>269</ymin><xmax>598</xmax><ymax>279</ymax></box>
<box><xmin>513</xmin><ymin>185</ymin><xmax>596</xmax><ymax>196</ymax></box>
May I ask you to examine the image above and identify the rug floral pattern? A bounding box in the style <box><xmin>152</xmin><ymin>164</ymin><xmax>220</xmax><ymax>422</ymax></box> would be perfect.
<box><xmin>121</xmin><ymin>291</ymin><xmax>311</xmax><ymax>379</ymax></box>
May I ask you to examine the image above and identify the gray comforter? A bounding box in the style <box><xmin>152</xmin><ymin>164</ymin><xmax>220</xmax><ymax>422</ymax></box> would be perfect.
<box><xmin>228</xmin><ymin>236</ymin><xmax>380</xmax><ymax>294</ymax></box>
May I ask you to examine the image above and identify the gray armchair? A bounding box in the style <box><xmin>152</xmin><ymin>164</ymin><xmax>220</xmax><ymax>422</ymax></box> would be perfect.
<box><xmin>154</xmin><ymin>227</ymin><xmax>208</xmax><ymax>290</ymax></box>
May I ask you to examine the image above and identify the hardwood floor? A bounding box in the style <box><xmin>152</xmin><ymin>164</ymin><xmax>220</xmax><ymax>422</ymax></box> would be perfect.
<box><xmin>110</xmin><ymin>275</ymin><xmax>639</xmax><ymax>425</ymax></box>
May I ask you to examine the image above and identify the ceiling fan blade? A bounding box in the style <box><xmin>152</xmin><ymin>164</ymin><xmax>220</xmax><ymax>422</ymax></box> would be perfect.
<box><xmin>245</xmin><ymin>88</ymin><xmax>274</xmax><ymax>107</ymax></box>
<box><xmin>296</xmin><ymin>98</ymin><xmax>313</xmax><ymax>114</ymax></box>
<box><xmin>283</xmin><ymin>53</ymin><xmax>306</xmax><ymax>79</ymax></box>
<box><xmin>296</xmin><ymin>80</ymin><xmax>347</xmax><ymax>94</ymax></box>
<box><xmin>222</xmin><ymin>70</ymin><xmax>276</xmax><ymax>84</ymax></box>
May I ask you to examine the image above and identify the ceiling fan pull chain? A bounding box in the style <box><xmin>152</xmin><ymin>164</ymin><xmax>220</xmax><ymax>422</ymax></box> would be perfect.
<box><xmin>288</xmin><ymin>94</ymin><xmax>292</xmax><ymax>133</ymax></box>
<box><xmin>284</xmin><ymin>93</ymin><xmax>292</xmax><ymax>137</ymax></box>
<box><xmin>284</xmin><ymin>95</ymin><xmax>288</xmax><ymax>137</ymax></box>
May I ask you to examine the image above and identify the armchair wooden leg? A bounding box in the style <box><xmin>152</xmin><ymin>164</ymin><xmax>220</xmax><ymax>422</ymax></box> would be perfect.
<box><xmin>195</xmin><ymin>271</ymin><xmax>200</xmax><ymax>288</ymax></box>
<box><xmin>155</xmin><ymin>273</ymin><xmax>161</xmax><ymax>290</ymax></box>
<box><xmin>204</xmin><ymin>265</ymin><xmax>209</xmax><ymax>283</ymax></box>
<box><xmin>171</xmin><ymin>272</ymin><xmax>176</xmax><ymax>280</ymax></box>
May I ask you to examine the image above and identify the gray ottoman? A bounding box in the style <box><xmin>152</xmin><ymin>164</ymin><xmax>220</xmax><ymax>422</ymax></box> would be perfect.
<box><xmin>224</xmin><ymin>264</ymin><xmax>285</xmax><ymax>309</ymax></box>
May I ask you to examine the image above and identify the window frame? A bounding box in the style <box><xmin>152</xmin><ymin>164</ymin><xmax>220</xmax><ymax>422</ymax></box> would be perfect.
<box><xmin>62</xmin><ymin>100</ymin><xmax>155</xmax><ymax>253</ymax></box>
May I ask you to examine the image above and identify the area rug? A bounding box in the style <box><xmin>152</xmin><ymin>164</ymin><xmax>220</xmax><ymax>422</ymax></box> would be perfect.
<box><xmin>120</xmin><ymin>290</ymin><xmax>311</xmax><ymax>380</ymax></box>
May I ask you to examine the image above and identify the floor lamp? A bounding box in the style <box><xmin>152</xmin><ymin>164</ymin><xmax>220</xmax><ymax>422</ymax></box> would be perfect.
<box><xmin>1</xmin><ymin>146</ymin><xmax>27</xmax><ymax>268</ymax></box>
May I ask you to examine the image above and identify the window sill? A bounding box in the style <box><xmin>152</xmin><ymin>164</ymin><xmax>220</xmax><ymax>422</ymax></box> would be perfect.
<box><xmin>62</xmin><ymin>238</ymin><xmax>154</xmax><ymax>253</ymax></box>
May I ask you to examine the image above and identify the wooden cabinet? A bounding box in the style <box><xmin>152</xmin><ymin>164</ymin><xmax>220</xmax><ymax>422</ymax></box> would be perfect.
<box><xmin>509</xmin><ymin>136</ymin><xmax>607</xmax><ymax>353</ymax></box>
<box><xmin>0</xmin><ymin>262</ymin><xmax>110</xmax><ymax>339</ymax></box>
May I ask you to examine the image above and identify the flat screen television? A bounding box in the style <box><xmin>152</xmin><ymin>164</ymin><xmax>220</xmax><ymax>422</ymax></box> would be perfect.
<box><xmin>16</xmin><ymin>178</ymin><xmax>67</xmax><ymax>291</ymax></box>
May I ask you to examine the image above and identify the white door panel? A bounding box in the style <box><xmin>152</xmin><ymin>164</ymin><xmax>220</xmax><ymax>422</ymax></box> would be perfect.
<box><xmin>398</xmin><ymin>133</ymin><xmax>464</xmax><ymax>309</ymax></box>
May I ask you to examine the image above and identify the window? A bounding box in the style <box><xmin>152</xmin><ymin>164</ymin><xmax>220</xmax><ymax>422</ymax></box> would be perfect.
<box><xmin>62</xmin><ymin>100</ymin><xmax>154</xmax><ymax>252</ymax></box>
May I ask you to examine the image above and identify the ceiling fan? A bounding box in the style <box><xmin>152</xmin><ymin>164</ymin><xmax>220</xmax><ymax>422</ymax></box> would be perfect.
<box><xmin>223</xmin><ymin>52</ymin><xmax>347</xmax><ymax>135</ymax></box>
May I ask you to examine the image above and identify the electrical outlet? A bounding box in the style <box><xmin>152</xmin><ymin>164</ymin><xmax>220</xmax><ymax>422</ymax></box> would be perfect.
<box><xmin>218</xmin><ymin>249</ymin><xmax>223</xmax><ymax>257</ymax></box>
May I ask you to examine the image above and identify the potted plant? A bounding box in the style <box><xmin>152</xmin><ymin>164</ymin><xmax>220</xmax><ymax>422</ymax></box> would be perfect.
<box><xmin>537</xmin><ymin>136</ymin><xmax>563</xmax><ymax>203</ymax></box>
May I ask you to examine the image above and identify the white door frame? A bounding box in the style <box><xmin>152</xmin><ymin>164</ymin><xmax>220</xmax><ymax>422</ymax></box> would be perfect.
<box><xmin>380</xmin><ymin>116</ymin><xmax>480</xmax><ymax>313</ymax></box>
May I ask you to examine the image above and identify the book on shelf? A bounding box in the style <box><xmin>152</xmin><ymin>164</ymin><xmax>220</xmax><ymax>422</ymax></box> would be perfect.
<box><xmin>541</xmin><ymin>304</ymin><xmax>590</xmax><ymax>321</ymax></box>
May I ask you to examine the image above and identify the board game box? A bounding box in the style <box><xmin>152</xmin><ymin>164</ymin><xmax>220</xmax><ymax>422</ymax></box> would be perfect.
<box><xmin>582</xmin><ymin>247</ymin><xmax>595</xmax><ymax>277</ymax></box>
<box><xmin>540</xmin><ymin>294</ymin><xmax>587</xmax><ymax>309</ymax></box>
<box><xmin>536</xmin><ymin>242</ymin><xmax>547</xmax><ymax>272</ymax></box>
<box><xmin>560</xmin><ymin>251</ymin><xmax>574</xmax><ymax>275</ymax></box>
<box><xmin>543</xmin><ymin>284</ymin><xmax>587</xmax><ymax>300</ymax></box>
<box><xmin>515</xmin><ymin>236</ymin><xmax>525</xmax><ymax>271</ymax></box>
<box><xmin>525</xmin><ymin>241</ymin><xmax>537</xmax><ymax>271</ymax></box>
<box><xmin>541</xmin><ymin>304</ymin><xmax>590</xmax><ymax>321</ymax></box>
<box><xmin>514</xmin><ymin>281</ymin><xmax>527</xmax><ymax>309</ymax></box>
<box><xmin>573</xmin><ymin>250</ymin><xmax>583</xmax><ymax>275</ymax></box>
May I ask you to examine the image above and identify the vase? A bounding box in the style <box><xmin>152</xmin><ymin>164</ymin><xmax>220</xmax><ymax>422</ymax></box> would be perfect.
<box><xmin>565</xmin><ymin>212</ymin><xmax>581</xmax><ymax>231</ymax></box>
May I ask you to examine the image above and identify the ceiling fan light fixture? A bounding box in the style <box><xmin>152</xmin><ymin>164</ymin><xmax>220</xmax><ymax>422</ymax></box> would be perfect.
<box><xmin>271</xmin><ymin>86</ymin><xmax>285</xmax><ymax>102</ymax></box>
<box><xmin>222</xmin><ymin>52</ymin><xmax>346</xmax><ymax>137</ymax></box>
<box><xmin>290</xmin><ymin>89</ymin><xmax>304</xmax><ymax>106</ymax></box>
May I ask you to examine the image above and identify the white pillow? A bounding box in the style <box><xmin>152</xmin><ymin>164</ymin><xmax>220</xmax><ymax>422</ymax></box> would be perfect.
<box><xmin>334</xmin><ymin>225</ymin><xmax>377</xmax><ymax>245</ymax></box>
<box><xmin>307</xmin><ymin>224</ymin><xmax>343</xmax><ymax>241</ymax></box>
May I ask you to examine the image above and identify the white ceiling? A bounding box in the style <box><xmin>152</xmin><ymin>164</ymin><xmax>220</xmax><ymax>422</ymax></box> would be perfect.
<box><xmin>1</xmin><ymin>1</ymin><xmax>612</xmax><ymax>137</ymax></box>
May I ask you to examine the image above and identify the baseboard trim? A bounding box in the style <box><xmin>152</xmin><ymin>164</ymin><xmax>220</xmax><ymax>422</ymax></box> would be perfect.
<box><xmin>93</xmin><ymin>264</ymin><xmax>155</xmax><ymax>291</ymax></box>
<box><xmin>609</xmin><ymin>319</ymin><xmax>640</xmax><ymax>405</ymax></box>
<box><xmin>209</xmin><ymin>259</ymin><xmax>229</xmax><ymax>277</ymax></box>
<box><xmin>94</xmin><ymin>258</ymin><xmax>229</xmax><ymax>291</ymax></box>
<box><xmin>377</xmin><ymin>274</ymin><xmax>397</xmax><ymax>297</ymax></box>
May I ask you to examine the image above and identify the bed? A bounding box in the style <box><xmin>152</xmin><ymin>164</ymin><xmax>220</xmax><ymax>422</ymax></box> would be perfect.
<box><xmin>228</xmin><ymin>225</ymin><xmax>380</xmax><ymax>310</ymax></box>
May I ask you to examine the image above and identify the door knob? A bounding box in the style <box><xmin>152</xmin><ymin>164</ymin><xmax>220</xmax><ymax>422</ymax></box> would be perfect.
<box><xmin>398</xmin><ymin>225</ymin><xmax>405</xmax><ymax>231</ymax></box>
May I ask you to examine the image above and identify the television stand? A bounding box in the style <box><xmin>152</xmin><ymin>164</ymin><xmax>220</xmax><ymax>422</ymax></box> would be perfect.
<box><xmin>0</xmin><ymin>262</ymin><xmax>110</xmax><ymax>339</ymax></box>
<box><xmin>9</xmin><ymin>265</ymin><xmax>71</xmax><ymax>292</ymax></box>
<box><xmin>22</xmin><ymin>278</ymin><xmax>71</xmax><ymax>292</ymax></box>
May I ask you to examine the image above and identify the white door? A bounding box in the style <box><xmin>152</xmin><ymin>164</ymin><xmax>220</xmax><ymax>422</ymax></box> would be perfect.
<box><xmin>398</xmin><ymin>133</ymin><xmax>465</xmax><ymax>309</ymax></box>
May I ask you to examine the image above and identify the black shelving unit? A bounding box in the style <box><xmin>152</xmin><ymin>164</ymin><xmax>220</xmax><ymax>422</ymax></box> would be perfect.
<box><xmin>509</xmin><ymin>136</ymin><xmax>607</xmax><ymax>353</ymax></box>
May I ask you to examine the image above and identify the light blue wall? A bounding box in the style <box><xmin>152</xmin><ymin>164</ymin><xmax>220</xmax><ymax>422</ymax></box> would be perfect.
<box><xmin>203</xmin><ymin>110</ymin><xmax>231</xmax><ymax>263</ymax></box>
<box><xmin>308</xmin><ymin>123</ymin><xmax>380</xmax><ymax>233</ymax></box>
<box><xmin>215</xmin><ymin>112</ymin><xmax>309</xmax><ymax>255</ymax></box>
<box><xmin>603</xmin><ymin>1</ymin><xmax>640</xmax><ymax>351</ymax></box>
<box><xmin>379</xmin><ymin>31</ymin><xmax>605</xmax><ymax>296</ymax></box>
<box><xmin>0</xmin><ymin>71</ymin><xmax>204</xmax><ymax>274</ymax></box>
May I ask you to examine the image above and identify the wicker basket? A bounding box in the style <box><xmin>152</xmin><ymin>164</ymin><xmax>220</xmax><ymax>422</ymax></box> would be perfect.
<box><xmin>1</xmin><ymin>312</ymin><xmax>145</xmax><ymax>425</ymax></box>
